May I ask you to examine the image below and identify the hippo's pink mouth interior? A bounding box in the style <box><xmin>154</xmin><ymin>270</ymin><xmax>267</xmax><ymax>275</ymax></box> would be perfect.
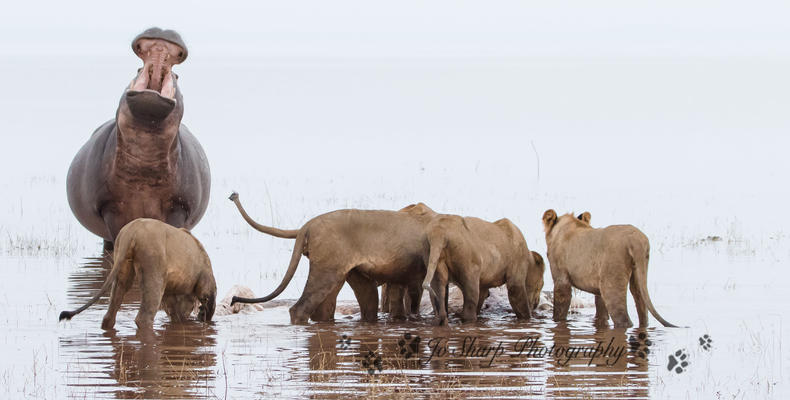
<box><xmin>128</xmin><ymin>38</ymin><xmax>184</xmax><ymax>99</ymax></box>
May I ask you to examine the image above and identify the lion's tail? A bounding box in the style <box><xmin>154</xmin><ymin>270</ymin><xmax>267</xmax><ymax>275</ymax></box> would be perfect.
<box><xmin>231</xmin><ymin>230</ymin><xmax>306</xmax><ymax>305</ymax></box>
<box><xmin>59</xmin><ymin>234</ymin><xmax>134</xmax><ymax>321</ymax></box>
<box><xmin>631</xmin><ymin>245</ymin><xmax>681</xmax><ymax>328</ymax></box>
<box><xmin>229</xmin><ymin>192</ymin><xmax>299</xmax><ymax>238</ymax></box>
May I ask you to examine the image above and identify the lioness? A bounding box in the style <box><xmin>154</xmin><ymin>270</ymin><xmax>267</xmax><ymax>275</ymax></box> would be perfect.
<box><xmin>59</xmin><ymin>218</ymin><xmax>217</xmax><ymax>330</ymax></box>
<box><xmin>420</xmin><ymin>214</ymin><xmax>535</xmax><ymax>325</ymax></box>
<box><xmin>542</xmin><ymin>210</ymin><xmax>678</xmax><ymax>328</ymax></box>
<box><xmin>381</xmin><ymin>202</ymin><xmax>440</xmax><ymax>318</ymax></box>
<box><xmin>477</xmin><ymin>250</ymin><xmax>545</xmax><ymax>314</ymax></box>
<box><xmin>228</xmin><ymin>192</ymin><xmax>431</xmax><ymax>324</ymax></box>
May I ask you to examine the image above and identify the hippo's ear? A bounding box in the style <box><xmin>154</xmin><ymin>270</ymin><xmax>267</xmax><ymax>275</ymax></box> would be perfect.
<box><xmin>577</xmin><ymin>211</ymin><xmax>591</xmax><ymax>224</ymax></box>
<box><xmin>542</xmin><ymin>209</ymin><xmax>558</xmax><ymax>233</ymax></box>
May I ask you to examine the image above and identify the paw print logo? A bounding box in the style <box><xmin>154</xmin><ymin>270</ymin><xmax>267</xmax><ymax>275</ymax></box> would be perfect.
<box><xmin>361</xmin><ymin>351</ymin><xmax>383</xmax><ymax>375</ymax></box>
<box><xmin>667</xmin><ymin>349</ymin><xmax>690</xmax><ymax>374</ymax></box>
<box><xmin>397</xmin><ymin>332</ymin><xmax>421</xmax><ymax>359</ymax></box>
<box><xmin>698</xmin><ymin>334</ymin><xmax>713</xmax><ymax>351</ymax></box>
<box><xmin>338</xmin><ymin>334</ymin><xmax>352</xmax><ymax>350</ymax></box>
<box><xmin>628</xmin><ymin>332</ymin><xmax>652</xmax><ymax>359</ymax></box>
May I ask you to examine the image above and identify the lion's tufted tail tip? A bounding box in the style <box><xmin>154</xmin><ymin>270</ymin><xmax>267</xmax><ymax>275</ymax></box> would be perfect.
<box><xmin>59</xmin><ymin>311</ymin><xmax>74</xmax><ymax>322</ymax></box>
<box><xmin>230</xmin><ymin>296</ymin><xmax>240</xmax><ymax>306</ymax></box>
<box><xmin>228</xmin><ymin>192</ymin><xmax>239</xmax><ymax>202</ymax></box>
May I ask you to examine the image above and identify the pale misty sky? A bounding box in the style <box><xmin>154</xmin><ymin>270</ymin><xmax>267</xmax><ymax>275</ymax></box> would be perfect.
<box><xmin>1</xmin><ymin>1</ymin><xmax>789</xmax><ymax>58</ymax></box>
<box><xmin>0</xmin><ymin>1</ymin><xmax>787</xmax><ymax>226</ymax></box>
<box><xmin>0</xmin><ymin>1</ymin><xmax>788</xmax><ymax>300</ymax></box>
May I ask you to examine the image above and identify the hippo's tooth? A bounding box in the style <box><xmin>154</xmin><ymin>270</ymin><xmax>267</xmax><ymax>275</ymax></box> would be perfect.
<box><xmin>161</xmin><ymin>73</ymin><xmax>175</xmax><ymax>99</ymax></box>
<box><xmin>132</xmin><ymin>64</ymin><xmax>150</xmax><ymax>91</ymax></box>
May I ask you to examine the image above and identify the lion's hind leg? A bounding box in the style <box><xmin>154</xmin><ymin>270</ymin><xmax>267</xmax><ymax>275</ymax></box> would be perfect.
<box><xmin>601</xmin><ymin>273</ymin><xmax>633</xmax><ymax>329</ymax></box>
<box><xmin>134</xmin><ymin>258</ymin><xmax>166</xmax><ymax>332</ymax></box>
<box><xmin>594</xmin><ymin>295</ymin><xmax>610</xmax><ymax>328</ymax></box>
<box><xmin>101</xmin><ymin>258</ymin><xmax>134</xmax><ymax>330</ymax></box>
<box><xmin>289</xmin><ymin>262</ymin><xmax>347</xmax><ymax>324</ymax></box>
<box><xmin>629</xmin><ymin>274</ymin><xmax>648</xmax><ymax>328</ymax></box>
<box><xmin>346</xmin><ymin>268</ymin><xmax>379</xmax><ymax>323</ymax></box>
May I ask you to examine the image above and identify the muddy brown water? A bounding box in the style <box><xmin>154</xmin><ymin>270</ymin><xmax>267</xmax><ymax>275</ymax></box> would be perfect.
<box><xmin>52</xmin><ymin>256</ymin><xmax>657</xmax><ymax>399</ymax></box>
<box><xmin>4</xmin><ymin>235</ymin><xmax>787</xmax><ymax>399</ymax></box>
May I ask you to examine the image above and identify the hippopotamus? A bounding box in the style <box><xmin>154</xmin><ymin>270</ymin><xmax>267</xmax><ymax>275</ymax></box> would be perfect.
<box><xmin>67</xmin><ymin>28</ymin><xmax>210</xmax><ymax>250</ymax></box>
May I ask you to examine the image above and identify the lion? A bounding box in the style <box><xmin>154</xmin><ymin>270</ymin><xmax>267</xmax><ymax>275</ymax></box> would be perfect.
<box><xmin>542</xmin><ymin>209</ymin><xmax>679</xmax><ymax>328</ymax></box>
<box><xmin>228</xmin><ymin>192</ymin><xmax>433</xmax><ymax>324</ymax></box>
<box><xmin>419</xmin><ymin>214</ymin><xmax>535</xmax><ymax>325</ymax></box>
<box><xmin>380</xmin><ymin>202</ymin><xmax>440</xmax><ymax>319</ymax></box>
<box><xmin>59</xmin><ymin>218</ymin><xmax>217</xmax><ymax>330</ymax></box>
<box><xmin>477</xmin><ymin>250</ymin><xmax>545</xmax><ymax>315</ymax></box>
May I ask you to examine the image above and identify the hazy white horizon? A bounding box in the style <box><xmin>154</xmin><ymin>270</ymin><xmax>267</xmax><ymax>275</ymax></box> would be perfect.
<box><xmin>2</xmin><ymin>1</ymin><xmax>788</xmax><ymax>250</ymax></box>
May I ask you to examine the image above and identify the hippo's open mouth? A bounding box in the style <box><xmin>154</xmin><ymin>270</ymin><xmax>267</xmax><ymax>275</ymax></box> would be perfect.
<box><xmin>127</xmin><ymin>38</ymin><xmax>184</xmax><ymax>100</ymax></box>
<box><xmin>125</xmin><ymin>36</ymin><xmax>186</xmax><ymax>120</ymax></box>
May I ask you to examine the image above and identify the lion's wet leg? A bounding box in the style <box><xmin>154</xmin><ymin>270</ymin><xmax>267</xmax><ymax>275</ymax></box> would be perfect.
<box><xmin>594</xmin><ymin>295</ymin><xmax>610</xmax><ymax>328</ymax></box>
<box><xmin>601</xmin><ymin>277</ymin><xmax>632</xmax><ymax>329</ymax></box>
<box><xmin>346</xmin><ymin>269</ymin><xmax>379</xmax><ymax>322</ymax></box>
<box><xmin>457</xmin><ymin>270</ymin><xmax>480</xmax><ymax>323</ymax></box>
<box><xmin>101</xmin><ymin>264</ymin><xmax>134</xmax><ymax>330</ymax></box>
<box><xmin>506</xmin><ymin>271</ymin><xmax>532</xmax><ymax>320</ymax></box>
<box><xmin>444</xmin><ymin>283</ymin><xmax>449</xmax><ymax>314</ymax></box>
<box><xmin>380</xmin><ymin>283</ymin><xmax>391</xmax><ymax>313</ymax></box>
<box><xmin>406</xmin><ymin>280</ymin><xmax>423</xmax><ymax>316</ymax></box>
<box><xmin>552</xmin><ymin>279</ymin><xmax>572</xmax><ymax>322</ymax></box>
<box><xmin>135</xmin><ymin>273</ymin><xmax>165</xmax><ymax>332</ymax></box>
<box><xmin>388</xmin><ymin>283</ymin><xmax>407</xmax><ymax>320</ymax></box>
<box><xmin>430</xmin><ymin>266</ymin><xmax>450</xmax><ymax>325</ymax></box>
<box><xmin>629</xmin><ymin>274</ymin><xmax>648</xmax><ymax>328</ymax></box>
<box><xmin>289</xmin><ymin>265</ymin><xmax>346</xmax><ymax>325</ymax></box>
<box><xmin>477</xmin><ymin>288</ymin><xmax>490</xmax><ymax>314</ymax></box>
<box><xmin>311</xmin><ymin>280</ymin><xmax>343</xmax><ymax>323</ymax></box>
<box><xmin>195</xmin><ymin>273</ymin><xmax>216</xmax><ymax>322</ymax></box>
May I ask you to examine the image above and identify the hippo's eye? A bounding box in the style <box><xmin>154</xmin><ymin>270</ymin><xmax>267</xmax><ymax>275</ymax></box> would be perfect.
<box><xmin>136</xmin><ymin>44</ymin><xmax>141</xmax><ymax>52</ymax></box>
<box><xmin>178</xmin><ymin>51</ymin><xmax>183</xmax><ymax>59</ymax></box>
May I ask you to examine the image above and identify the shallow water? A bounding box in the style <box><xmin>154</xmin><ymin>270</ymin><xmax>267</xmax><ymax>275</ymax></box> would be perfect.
<box><xmin>56</xmin><ymin>255</ymin><xmax>656</xmax><ymax>399</ymax></box>
<box><xmin>2</xmin><ymin>231</ymin><xmax>787</xmax><ymax>399</ymax></box>
<box><xmin>1</xmin><ymin>47</ymin><xmax>789</xmax><ymax>398</ymax></box>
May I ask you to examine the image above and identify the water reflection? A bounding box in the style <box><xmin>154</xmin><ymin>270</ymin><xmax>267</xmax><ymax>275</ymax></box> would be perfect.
<box><xmin>546</xmin><ymin>323</ymin><xmax>650</xmax><ymax>398</ymax></box>
<box><xmin>280</xmin><ymin>319</ymin><xmax>655</xmax><ymax>398</ymax></box>
<box><xmin>59</xmin><ymin>254</ymin><xmax>661</xmax><ymax>398</ymax></box>
<box><xmin>60</xmin><ymin>322</ymin><xmax>218</xmax><ymax>399</ymax></box>
<box><xmin>60</xmin><ymin>255</ymin><xmax>219</xmax><ymax>399</ymax></box>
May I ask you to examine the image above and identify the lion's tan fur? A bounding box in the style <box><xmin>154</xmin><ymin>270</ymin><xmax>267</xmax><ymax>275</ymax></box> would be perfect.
<box><xmin>231</xmin><ymin>194</ymin><xmax>438</xmax><ymax>324</ymax></box>
<box><xmin>59</xmin><ymin>218</ymin><xmax>217</xmax><ymax>331</ymax></box>
<box><xmin>420</xmin><ymin>214</ymin><xmax>535</xmax><ymax>324</ymax></box>
<box><xmin>542</xmin><ymin>210</ymin><xmax>677</xmax><ymax>328</ymax></box>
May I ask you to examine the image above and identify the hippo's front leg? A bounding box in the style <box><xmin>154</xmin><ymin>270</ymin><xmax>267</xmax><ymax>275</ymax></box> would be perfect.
<box><xmin>101</xmin><ymin>209</ymin><xmax>126</xmax><ymax>244</ymax></box>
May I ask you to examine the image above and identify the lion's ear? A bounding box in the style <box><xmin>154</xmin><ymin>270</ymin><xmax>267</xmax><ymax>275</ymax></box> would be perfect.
<box><xmin>542</xmin><ymin>209</ymin><xmax>557</xmax><ymax>232</ymax></box>
<box><xmin>400</xmin><ymin>203</ymin><xmax>422</xmax><ymax>215</ymax></box>
<box><xmin>577</xmin><ymin>211</ymin><xmax>591</xmax><ymax>224</ymax></box>
<box><xmin>531</xmin><ymin>251</ymin><xmax>544</xmax><ymax>267</ymax></box>
<box><xmin>399</xmin><ymin>204</ymin><xmax>415</xmax><ymax>212</ymax></box>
